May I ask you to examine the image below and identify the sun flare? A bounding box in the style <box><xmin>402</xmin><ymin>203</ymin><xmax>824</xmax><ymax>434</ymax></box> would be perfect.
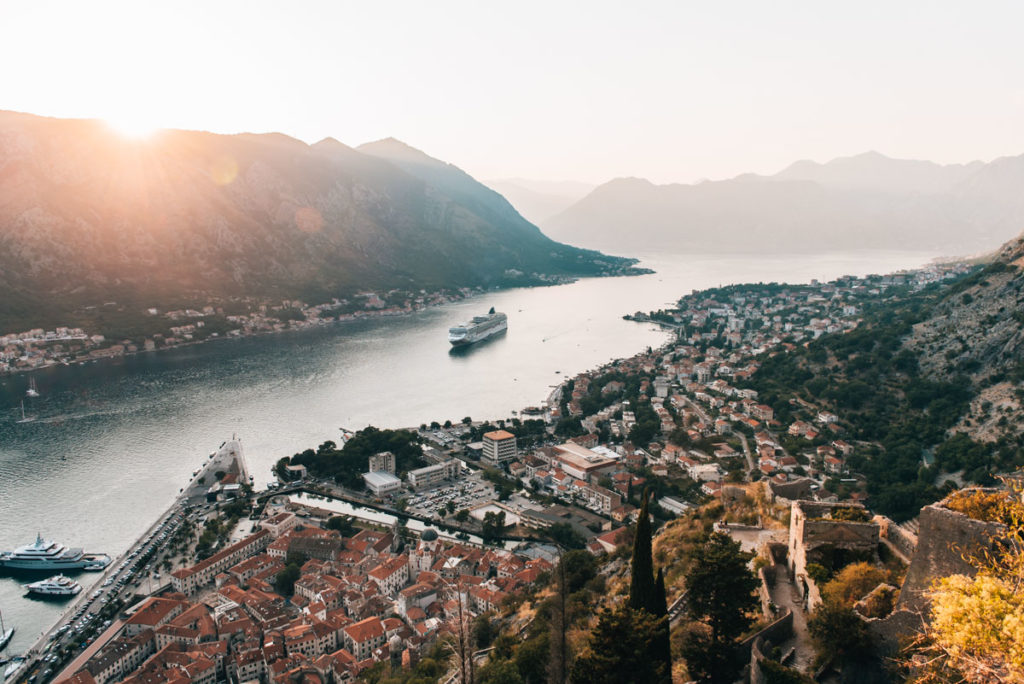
<box><xmin>105</xmin><ymin>115</ymin><xmax>159</xmax><ymax>139</ymax></box>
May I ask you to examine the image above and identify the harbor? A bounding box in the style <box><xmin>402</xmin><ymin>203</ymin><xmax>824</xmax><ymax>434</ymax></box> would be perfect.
<box><xmin>6</xmin><ymin>439</ymin><xmax>250</xmax><ymax>684</ymax></box>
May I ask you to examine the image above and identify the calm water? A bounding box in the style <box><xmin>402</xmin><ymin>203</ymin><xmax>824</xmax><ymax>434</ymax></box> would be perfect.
<box><xmin>0</xmin><ymin>250</ymin><xmax>938</xmax><ymax>651</ymax></box>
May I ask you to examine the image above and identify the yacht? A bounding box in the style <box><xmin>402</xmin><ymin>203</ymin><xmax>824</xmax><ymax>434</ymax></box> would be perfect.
<box><xmin>24</xmin><ymin>574</ymin><xmax>82</xmax><ymax>597</ymax></box>
<box><xmin>0</xmin><ymin>534</ymin><xmax>110</xmax><ymax>571</ymax></box>
<box><xmin>448</xmin><ymin>308</ymin><xmax>508</xmax><ymax>347</ymax></box>
<box><xmin>26</xmin><ymin>378</ymin><xmax>39</xmax><ymax>398</ymax></box>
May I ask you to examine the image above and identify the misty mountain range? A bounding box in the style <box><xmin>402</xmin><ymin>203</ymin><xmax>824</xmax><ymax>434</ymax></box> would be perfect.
<box><xmin>539</xmin><ymin>151</ymin><xmax>1024</xmax><ymax>256</ymax></box>
<box><xmin>483</xmin><ymin>178</ymin><xmax>594</xmax><ymax>226</ymax></box>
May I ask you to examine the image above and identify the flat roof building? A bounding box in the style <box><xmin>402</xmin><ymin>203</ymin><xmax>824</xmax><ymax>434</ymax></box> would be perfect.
<box><xmin>362</xmin><ymin>471</ymin><xmax>402</xmax><ymax>496</ymax></box>
<box><xmin>551</xmin><ymin>442</ymin><xmax>617</xmax><ymax>481</ymax></box>
<box><xmin>482</xmin><ymin>430</ymin><xmax>517</xmax><ymax>465</ymax></box>
<box><xmin>407</xmin><ymin>460</ymin><xmax>460</xmax><ymax>490</ymax></box>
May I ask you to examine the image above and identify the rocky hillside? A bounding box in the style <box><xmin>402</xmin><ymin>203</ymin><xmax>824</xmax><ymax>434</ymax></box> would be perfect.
<box><xmin>745</xmin><ymin>236</ymin><xmax>1024</xmax><ymax>519</ymax></box>
<box><xmin>545</xmin><ymin>151</ymin><xmax>1024</xmax><ymax>255</ymax></box>
<box><xmin>0</xmin><ymin>111</ymin><xmax>635</xmax><ymax>331</ymax></box>
<box><xmin>903</xmin><ymin>239</ymin><xmax>1024</xmax><ymax>442</ymax></box>
<box><xmin>906</xmin><ymin>238</ymin><xmax>1024</xmax><ymax>383</ymax></box>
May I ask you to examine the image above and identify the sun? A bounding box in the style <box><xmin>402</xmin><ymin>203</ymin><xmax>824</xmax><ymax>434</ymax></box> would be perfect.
<box><xmin>104</xmin><ymin>115</ymin><xmax>159</xmax><ymax>139</ymax></box>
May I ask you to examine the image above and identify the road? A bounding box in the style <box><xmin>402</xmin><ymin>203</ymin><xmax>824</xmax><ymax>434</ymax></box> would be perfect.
<box><xmin>736</xmin><ymin>432</ymin><xmax>754</xmax><ymax>474</ymax></box>
<box><xmin>678</xmin><ymin>395</ymin><xmax>755</xmax><ymax>478</ymax></box>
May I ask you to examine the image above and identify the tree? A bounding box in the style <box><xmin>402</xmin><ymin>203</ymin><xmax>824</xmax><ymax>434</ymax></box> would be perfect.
<box><xmin>545</xmin><ymin>522</ymin><xmax>586</xmax><ymax>550</ymax></box>
<box><xmin>274</xmin><ymin>562</ymin><xmax>302</xmax><ymax>596</ymax></box>
<box><xmin>472</xmin><ymin>614</ymin><xmax>495</xmax><ymax>649</ymax></box>
<box><xmin>570</xmin><ymin>607</ymin><xmax>669</xmax><ymax>684</ymax></box>
<box><xmin>455</xmin><ymin>509</ymin><xmax>470</xmax><ymax>523</ymax></box>
<box><xmin>807</xmin><ymin>601</ymin><xmax>872</xmax><ymax>669</ymax></box>
<box><xmin>481</xmin><ymin>511</ymin><xmax>506</xmax><ymax>544</ymax></box>
<box><xmin>273</xmin><ymin>456</ymin><xmax>290</xmax><ymax>481</ymax></box>
<box><xmin>629</xmin><ymin>490</ymin><xmax>656</xmax><ymax>614</ymax></box>
<box><xmin>325</xmin><ymin>515</ymin><xmax>355</xmax><ymax>536</ymax></box>
<box><xmin>626</xmin><ymin>490</ymin><xmax>672</xmax><ymax>682</ymax></box>
<box><xmin>478</xmin><ymin>660</ymin><xmax>523</xmax><ymax>684</ymax></box>
<box><xmin>820</xmin><ymin>562</ymin><xmax>887</xmax><ymax>607</ymax></box>
<box><xmin>681</xmin><ymin>532</ymin><xmax>758</xmax><ymax>683</ymax></box>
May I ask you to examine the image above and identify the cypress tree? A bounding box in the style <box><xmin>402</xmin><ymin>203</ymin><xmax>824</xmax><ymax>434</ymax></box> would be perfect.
<box><xmin>628</xmin><ymin>490</ymin><xmax>655</xmax><ymax>613</ymax></box>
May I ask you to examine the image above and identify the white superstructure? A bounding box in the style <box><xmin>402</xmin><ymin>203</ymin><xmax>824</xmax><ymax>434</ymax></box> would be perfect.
<box><xmin>24</xmin><ymin>574</ymin><xmax>82</xmax><ymax>597</ymax></box>
<box><xmin>448</xmin><ymin>308</ymin><xmax>507</xmax><ymax>347</ymax></box>
<box><xmin>0</xmin><ymin>534</ymin><xmax>110</xmax><ymax>571</ymax></box>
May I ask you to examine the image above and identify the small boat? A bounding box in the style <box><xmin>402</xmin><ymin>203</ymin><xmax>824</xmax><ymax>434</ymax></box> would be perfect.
<box><xmin>0</xmin><ymin>608</ymin><xmax>13</xmax><ymax>651</ymax></box>
<box><xmin>26</xmin><ymin>377</ymin><xmax>39</xmax><ymax>398</ymax></box>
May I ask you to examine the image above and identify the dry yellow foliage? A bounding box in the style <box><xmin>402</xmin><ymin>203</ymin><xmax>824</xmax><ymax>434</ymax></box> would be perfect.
<box><xmin>918</xmin><ymin>479</ymin><xmax>1024</xmax><ymax>682</ymax></box>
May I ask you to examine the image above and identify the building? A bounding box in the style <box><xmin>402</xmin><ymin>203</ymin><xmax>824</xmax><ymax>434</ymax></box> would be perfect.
<box><xmin>170</xmin><ymin>531</ymin><xmax>271</xmax><ymax>594</ymax></box>
<box><xmin>406</xmin><ymin>460</ymin><xmax>460</xmax><ymax>490</ymax></box>
<box><xmin>259</xmin><ymin>512</ymin><xmax>298</xmax><ymax>538</ymax></box>
<box><xmin>368</xmin><ymin>451</ymin><xmax>396</xmax><ymax>474</ymax></box>
<box><xmin>367</xmin><ymin>555</ymin><xmax>410</xmax><ymax>596</ymax></box>
<box><xmin>482</xmin><ymin>430</ymin><xmax>517</xmax><ymax>465</ymax></box>
<box><xmin>362</xmin><ymin>471</ymin><xmax>402</xmax><ymax>496</ymax></box>
<box><xmin>343</xmin><ymin>617</ymin><xmax>386</xmax><ymax>660</ymax></box>
<box><xmin>549</xmin><ymin>442</ymin><xmax>617</xmax><ymax>481</ymax></box>
<box><xmin>788</xmin><ymin>501</ymin><xmax>879</xmax><ymax>608</ymax></box>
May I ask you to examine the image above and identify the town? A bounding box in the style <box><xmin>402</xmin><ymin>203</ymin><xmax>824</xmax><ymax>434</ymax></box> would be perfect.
<box><xmin>25</xmin><ymin>259</ymin><xmax>989</xmax><ymax>684</ymax></box>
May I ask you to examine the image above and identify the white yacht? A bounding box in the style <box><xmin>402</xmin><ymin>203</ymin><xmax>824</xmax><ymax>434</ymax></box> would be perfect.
<box><xmin>24</xmin><ymin>574</ymin><xmax>82</xmax><ymax>597</ymax></box>
<box><xmin>448</xmin><ymin>308</ymin><xmax>508</xmax><ymax>347</ymax></box>
<box><xmin>0</xmin><ymin>534</ymin><xmax>110</xmax><ymax>571</ymax></box>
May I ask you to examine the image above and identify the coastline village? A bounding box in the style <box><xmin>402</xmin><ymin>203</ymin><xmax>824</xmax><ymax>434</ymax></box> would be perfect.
<box><xmin>50</xmin><ymin>261</ymin><xmax>979</xmax><ymax>684</ymax></box>
<box><xmin>0</xmin><ymin>288</ymin><xmax>475</xmax><ymax>374</ymax></box>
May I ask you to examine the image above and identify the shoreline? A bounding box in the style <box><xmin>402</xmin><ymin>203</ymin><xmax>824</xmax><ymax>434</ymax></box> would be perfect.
<box><xmin>1</xmin><ymin>267</ymin><xmax>653</xmax><ymax>382</ymax></box>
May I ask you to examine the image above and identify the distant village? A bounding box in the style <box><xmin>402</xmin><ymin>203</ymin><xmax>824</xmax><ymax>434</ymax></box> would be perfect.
<box><xmin>0</xmin><ymin>288</ymin><xmax>476</xmax><ymax>375</ymax></box>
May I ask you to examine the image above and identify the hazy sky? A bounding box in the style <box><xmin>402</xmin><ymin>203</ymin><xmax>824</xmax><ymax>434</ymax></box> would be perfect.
<box><xmin>2</xmin><ymin>1</ymin><xmax>1023</xmax><ymax>184</ymax></box>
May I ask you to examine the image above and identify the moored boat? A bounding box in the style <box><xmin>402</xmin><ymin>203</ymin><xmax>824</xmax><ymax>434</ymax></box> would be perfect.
<box><xmin>0</xmin><ymin>533</ymin><xmax>110</xmax><ymax>572</ymax></box>
<box><xmin>24</xmin><ymin>574</ymin><xmax>82</xmax><ymax>597</ymax></box>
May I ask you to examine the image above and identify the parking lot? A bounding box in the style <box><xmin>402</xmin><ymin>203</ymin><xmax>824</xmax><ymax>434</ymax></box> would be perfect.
<box><xmin>404</xmin><ymin>472</ymin><xmax>497</xmax><ymax>520</ymax></box>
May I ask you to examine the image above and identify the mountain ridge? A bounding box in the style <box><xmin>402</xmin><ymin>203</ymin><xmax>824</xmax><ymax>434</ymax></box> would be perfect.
<box><xmin>0</xmin><ymin>110</ymin><xmax>638</xmax><ymax>332</ymax></box>
<box><xmin>544</xmin><ymin>151</ymin><xmax>1024</xmax><ymax>256</ymax></box>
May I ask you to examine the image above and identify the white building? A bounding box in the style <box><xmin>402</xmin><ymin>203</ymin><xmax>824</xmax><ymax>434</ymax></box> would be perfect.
<box><xmin>362</xmin><ymin>471</ymin><xmax>402</xmax><ymax>496</ymax></box>
<box><xmin>407</xmin><ymin>460</ymin><xmax>460</xmax><ymax>490</ymax></box>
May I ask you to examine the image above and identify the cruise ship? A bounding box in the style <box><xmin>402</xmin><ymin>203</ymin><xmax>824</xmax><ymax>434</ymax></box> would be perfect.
<box><xmin>0</xmin><ymin>534</ymin><xmax>110</xmax><ymax>571</ymax></box>
<box><xmin>24</xmin><ymin>574</ymin><xmax>82</xmax><ymax>597</ymax></box>
<box><xmin>448</xmin><ymin>308</ymin><xmax>508</xmax><ymax>347</ymax></box>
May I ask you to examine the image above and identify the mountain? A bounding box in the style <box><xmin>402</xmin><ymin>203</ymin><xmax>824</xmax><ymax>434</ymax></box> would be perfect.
<box><xmin>0</xmin><ymin>112</ymin><xmax>636</xmax><ymax>331</ymax></box>
<box><xmin>545</xmin><ymin>152</ymin><xmax>1024</xmax><ymax>256</ymax></box>
<box><xmin>484</xmin><ymin>178</ymin><xmax>595</xmax><ymax>226</ymax></box>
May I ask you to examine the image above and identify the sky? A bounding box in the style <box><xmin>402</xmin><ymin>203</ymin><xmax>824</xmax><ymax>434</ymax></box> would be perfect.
<box><xmin>2</xmin><ymin>1</ymin><xmax>1023</xmax><ymax>185</ymax></box>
